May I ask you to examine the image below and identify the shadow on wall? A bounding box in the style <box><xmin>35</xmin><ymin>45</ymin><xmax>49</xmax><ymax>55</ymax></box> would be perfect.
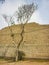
<box><xmin>18</xmin><ymin>51</ymin><xmax>25</xmax><ymax>60</ymax></box>
<box><xmin>0</xmin><ymin>51</ymin><xmax>25</xmax><ymax>62</ymax></box>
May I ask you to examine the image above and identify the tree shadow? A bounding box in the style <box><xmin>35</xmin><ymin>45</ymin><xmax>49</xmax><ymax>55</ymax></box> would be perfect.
<box><xmin>18</xmin><ymin>51</ymin><xmax>25</xmax><ymax>60</ymax></box>
<box><xmin>0</xmin><ymin>51</ymin><xmax>25</xmax><ymax>62</ymax></box>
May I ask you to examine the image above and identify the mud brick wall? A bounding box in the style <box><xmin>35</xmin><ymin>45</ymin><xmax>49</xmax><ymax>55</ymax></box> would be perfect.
<box><xmin>0</xmin><ymin>23</ymin><xmax>49</xmax><ymax>59</ymax></box>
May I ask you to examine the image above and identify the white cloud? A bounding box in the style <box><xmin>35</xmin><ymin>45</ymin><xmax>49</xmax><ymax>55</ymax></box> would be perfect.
<box><xmin>0</xmin><ymin>0</ymin><xmax>26</xmax><ymax>15</ymax></box>
<box><xmin>0</xmin><ymin>15</ymin><xmax>8</xmax><ymax>29</ymax></box>
<box><xmin>0</xmin><ymin>0</ymin><xmax>26</xmax><ymax>29</ymax></box>
<box><xmin>28</xmin><ymin>0</ymin><xmax>49</xmax><ymax>25</ymax></box>
<box><xmin>39</xmin><ymin>0</ymin><xmax>49</xmax><ymax>24</ymax></box>
<box><xmin>0</xmin><ymin>0</ymin><xmax>49</xmax><ymax>29</ymax></box>
<box><xmin>29</xmin><ymin>10</ymin><xmax>43</xmax><ymax>24</ymax></box>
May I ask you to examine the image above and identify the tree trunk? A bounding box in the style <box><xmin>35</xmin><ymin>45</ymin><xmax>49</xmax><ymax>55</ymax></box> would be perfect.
<box><xmin>16</xmin><ymin>48</ymin><xmax>19</xmax><ymax>61</ymax></box>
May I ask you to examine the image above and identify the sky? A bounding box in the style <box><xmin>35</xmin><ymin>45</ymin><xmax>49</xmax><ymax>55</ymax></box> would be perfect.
<box><xmin>0</xmin><ymin>0</ymin><xmax>49</xmax><ymax>29</ymax></box>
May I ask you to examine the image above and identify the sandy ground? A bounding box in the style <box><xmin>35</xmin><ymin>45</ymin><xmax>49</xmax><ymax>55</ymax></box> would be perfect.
<box><xmin>0</xmin><ymin>61</ymin><xmax>49</xmax><ymax>65</ymax></box>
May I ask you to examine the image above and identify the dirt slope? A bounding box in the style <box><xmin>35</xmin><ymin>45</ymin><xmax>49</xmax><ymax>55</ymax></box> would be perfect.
<box><xmin>0</xmin><ymin>61</ymin><xmax>49</xmax><ymax>65</ymax></box>
<box><xmin>0</xmin><ymin>22</ymin><xmax>49</xmax><ymax>59</ymax></box>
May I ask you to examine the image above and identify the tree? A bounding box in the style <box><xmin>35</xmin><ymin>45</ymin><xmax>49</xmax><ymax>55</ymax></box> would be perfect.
<box><xmin>2</xmin><ymin>2</ymin><xmax>37</xmax><ymax>61</ymax></box>
<box><xmin>15</xmin><ymin>2</ymin><xmax>37</xmax><ymax>61</ymax></box>
<box><xmin>2</xmin><ymin>14</ymin><xmax>16</xmax><ymax>59</ymax></box>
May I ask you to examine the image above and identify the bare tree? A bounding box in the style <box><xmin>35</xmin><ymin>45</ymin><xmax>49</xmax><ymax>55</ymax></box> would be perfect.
<box><xmin>2</xmin><ymin>2</ymin><xmax>37</xmax><ymax>61</ymax></box>
<box><xmin>2</xmin><ymin>15</ymin><xmax>17</xmax><ymax>59</ymax></box>
<box><xmin>15</xmin><ymin>3</ymin><xmax>37</xmax><ymax>61</ymax></box>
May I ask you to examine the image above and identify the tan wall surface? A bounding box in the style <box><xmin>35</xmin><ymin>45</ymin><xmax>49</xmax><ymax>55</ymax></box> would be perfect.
<box><xmin>0</xmin><ymin>23</ymin><xmax>49</xmax><ymax>59</ymax></box>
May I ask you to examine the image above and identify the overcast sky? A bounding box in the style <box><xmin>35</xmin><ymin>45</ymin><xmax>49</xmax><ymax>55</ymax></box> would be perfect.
<box><xmin>0</xmin><ymin>0</ymin><xmax>49</xmax><ymax>29</ymax></box>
